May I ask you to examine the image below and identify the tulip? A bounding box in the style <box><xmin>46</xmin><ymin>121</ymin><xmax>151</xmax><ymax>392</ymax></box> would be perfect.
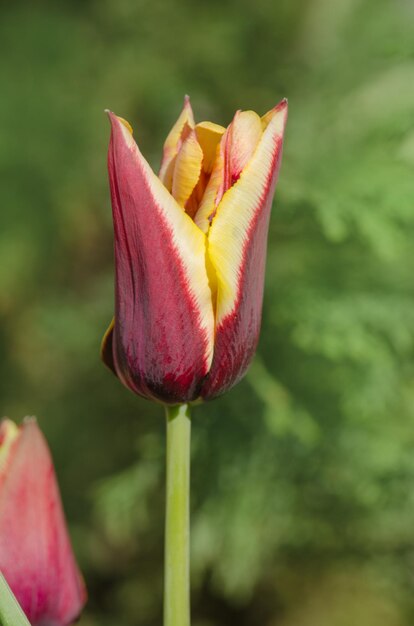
<box><xmin>101</xmin><ymin>96</ymin><xmax>288</xmax><ymax>404</ymax></box>
<box><xmin>100</xmin><ymin>95</ymin><xmax>288</xmax><ymax>626</ymax></box>
<box><xmin>0</xmin><ymin>418</ymin><xmax>87</xmax><ymax>626</ymax></box>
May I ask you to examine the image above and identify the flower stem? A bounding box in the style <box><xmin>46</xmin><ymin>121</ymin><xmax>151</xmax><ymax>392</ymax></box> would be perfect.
<box><xmin>164</xmin><ymin>403</ymin><xmax>191</xmax><ymax>626</ymax></box>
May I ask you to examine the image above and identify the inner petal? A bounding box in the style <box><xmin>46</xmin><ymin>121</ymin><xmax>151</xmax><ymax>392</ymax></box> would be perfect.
<box><xmin>172</xmin><ymin>121</ymin><xmax>225</xmax><ymax>220</ymax></box>
<box><xmin>193</xmin><ymin>146</ymin><xmax>224</xmax><ymax>233</ymax></box>
<box><xmin>158</xmin><ymin>107</ymin><xmax>263</xmax><ymax>238</ymax></box>
<box><xmin>195</xmin><ymin>121</ymin><xmax>225</xmax><ymax>174</ymax></box>
<box><xmin>221</xmin><ymin>110</ymin><xmax>263</xmax><ymax>196</ymax></box>
<box><xmin>172</xmin><ymin>129</ymin><xmax>204</xmax><ymax>209</ymax></box>
<box><xmin>159</xmin><ymin>96</ymin><xmax>195</xmax><ymax>190</ymax></box>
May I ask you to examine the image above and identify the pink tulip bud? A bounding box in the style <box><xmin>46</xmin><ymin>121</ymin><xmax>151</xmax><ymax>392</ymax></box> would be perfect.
<box><xmin>101</xmin><ymin>97</ymin><xmax>288</xmax><ymax>404</ymax></box>
<box><xmin>0</xmin><ymin>418</ymin><xmax>87</xmax><ymax>626</ymax></box>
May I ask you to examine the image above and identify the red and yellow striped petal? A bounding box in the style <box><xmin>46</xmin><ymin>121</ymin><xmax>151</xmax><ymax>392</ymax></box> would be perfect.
<box><xmin>200</xmin><ymin>99</ymin><xmax>288</xmax><ymax>399</ymax></box>
<box><xmin>103</xmin><ymin>112</ymin><xmax>215</xmax><ymax>403</ymax></box>
<box><xmin>159</xmin><ymin>96</ymin><xmax>195</xmax><ymax>191</ymax></box>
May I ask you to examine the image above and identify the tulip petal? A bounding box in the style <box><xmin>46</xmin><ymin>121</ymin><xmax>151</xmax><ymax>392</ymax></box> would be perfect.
<box><xmin>105</xmin><ymin>112</ymin><xmax>215</xmax><ymax>403</ymax></box>
<box><xmin>100</xmin><ymin>317</ymin><xmax>115</xmax><ymax>374</ymax></box>
<box><xmin>201</xmin><ymin>99</ymin><xmax>288</xmax><ymax>399</ymax></box>
<box><xmin>171</xmin><ymin>129</ymin><xmax>204</xmax><ymax>209</ymax></box>
<box><xmin>260</xmin><ymin>108</ymin><xmax>276</xmax><ymax>130</ymax></box>
<box><xmin>159</xmin><ymin>95</ymin><xmax>195</xmax><ymax>190</ymax></box>
<box><xmin>193</xmin><ymin>147</ymin><xmax>225</xmax><ymax>233</ymax></box>
<box><xmin>0</xmin><ymin>419</ymin><xmax>86</xmax><ymax>626</ymax></box>
<box><xmin>194</xmin><ymin>111</ymin><xmax>263</xmax><ymax>234</ymax></box>
<box><xmin>195</xmin><ymin>121</ymin><xmax>225</xmax><ymax>174</ymax></box>
<box><xmin>0</xmin><ymin>420</ymin><xmax>19</xmax><ymax>485</ymax></box>
<box><xmin>221</xmin><ymin>110</ymin><xmax>263</xmax><ymax>195</ymax></box>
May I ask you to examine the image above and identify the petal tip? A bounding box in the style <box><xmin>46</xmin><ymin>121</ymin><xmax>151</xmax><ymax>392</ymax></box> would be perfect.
<box><xmin>272</xmin><ymin>98</ymin><xmax>288</xmax><ymax>117</ymax></box>
<box><xmin>106</xmin><ymin>110</ymin><xmax>133</xmax><ymax>135</ymax></box>
<box><xmin>22</xmin><ymin>416</ymin><xmax>37</xmax><ymax>426</ymax></box>
<box><xmin>105</xmin><ymin>109</ymin><xmax>115</xmax><ymax>122</ymax></box>
<box><xmin>105</xmin><ymin>109</ymin><xmax>117</xmax><ymax>125</ymax></box>
<box><xmin>20</xmin><ymin>417</ymin><xmax>43</xmax><ymax>444</ymax></box>
<box><xmin>183</xmin><ymin>95</ymin><xmax>194</xmax><ymax>116</ymax></box>
<box><xmin>261</xmin><ymin>98</ymin><xmax>288</xmax><ymax>132</ymax></box>
<box><xmin>275</xmin><ymin>98</ymin><xmax>288</xmax><ymax>118</ymax></box>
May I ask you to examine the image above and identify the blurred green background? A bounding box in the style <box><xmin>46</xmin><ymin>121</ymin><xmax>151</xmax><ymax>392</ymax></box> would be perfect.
<box><xmin>1</xmin><ymin>0</ymin><xmax>414</xmax><ymax>624</ymax></box>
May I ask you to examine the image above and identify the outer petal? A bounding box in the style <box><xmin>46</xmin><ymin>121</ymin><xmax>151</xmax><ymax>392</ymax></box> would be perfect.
<box><xmin>0</xmin><ymin>419</ymin><xmax>86</xmax><ymax>626</ymax></box>
<box><xmin>200</xmin><ymin>99</ymin><xmax>288</xmax><ymax>399</ymax></box>
<box><xmin>104</xmin><ymin>112</ymin><xmax>214</xmax><ymax>403</ymax></box>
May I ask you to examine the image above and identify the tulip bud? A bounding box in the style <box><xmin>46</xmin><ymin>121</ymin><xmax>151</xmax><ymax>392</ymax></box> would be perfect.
<box><xmin>0</xmin><ymin>418</ymin><xmax>87</xmax><ymax>626</ymax></box>
<box><xmin>101</xmin><ymin>97</ymin><xmax>287</xmax><ymax>404</ymax></box>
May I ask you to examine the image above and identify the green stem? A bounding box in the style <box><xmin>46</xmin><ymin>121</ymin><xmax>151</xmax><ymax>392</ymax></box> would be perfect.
<box><xmin>0</xmin><ymin>573</ymin><xmax>31</xmax><ymax>626</ymax></box>
<box><xmin>164</xmin><ymin>403</ymin><xmax>191</xmax><ymax>626</ymax></box>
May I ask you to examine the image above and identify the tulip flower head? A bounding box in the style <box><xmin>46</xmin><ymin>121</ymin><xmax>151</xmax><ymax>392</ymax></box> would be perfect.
<box><xmin>102</xmin><ymin>96</ymin><xmax>288</xmax><ymax>404</ymax></box>
<box><xmin>0</xmin><ymin>418</ymin><xmax>86</xmax><ymax>626</ymax></box>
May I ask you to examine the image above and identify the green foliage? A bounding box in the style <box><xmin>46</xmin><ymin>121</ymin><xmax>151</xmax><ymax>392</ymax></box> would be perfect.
<box><xmin>0</xmin><ymin>0</ymin><xmax>413</xmax><ymax>624</ymax></box>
